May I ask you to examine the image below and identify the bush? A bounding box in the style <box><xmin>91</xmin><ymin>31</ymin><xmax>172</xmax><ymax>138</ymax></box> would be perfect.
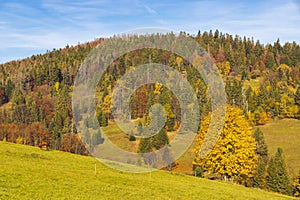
<box><xmin>129</xmin><ymin>135</ymin><xmax>136</xmax><ymax>141</ymax></box>
<box><xmin>194</xmin><ymin>167</ymin><xmax>204</xmax><ymax>178</ymax></box>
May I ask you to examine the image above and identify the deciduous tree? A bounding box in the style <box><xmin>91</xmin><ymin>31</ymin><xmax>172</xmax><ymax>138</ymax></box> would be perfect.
<box><xmin>194</xmin><ymin>106</ymin><xmax>258</xmax><ymax>185</ymax></box>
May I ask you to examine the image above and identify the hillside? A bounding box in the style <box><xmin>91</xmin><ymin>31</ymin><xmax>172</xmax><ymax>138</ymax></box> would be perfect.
<box><xmin>1</xmin><ymin>30</ymin><xmax>300</xmax><ymax>156</ymax></box>
<box><xmin>0</xmin><ymin>141</ymin><xmax>295</xmax><ymax>200</ymax></box>
<box><xmin>1</xmin><ymin>30</ymin><xmax>300</xmax><ymax>197</ymax></box>
<box><xmin>257</xmin><ymin>119</ymin><xmax>300</xmax><ymax>177</ymax></box>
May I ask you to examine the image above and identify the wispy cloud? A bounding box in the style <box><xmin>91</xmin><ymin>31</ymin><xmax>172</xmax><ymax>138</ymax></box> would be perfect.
<box><xmin>143</xmin><ymin>5</ymin><xmax>157</xmax><ymax>14</ymax></box>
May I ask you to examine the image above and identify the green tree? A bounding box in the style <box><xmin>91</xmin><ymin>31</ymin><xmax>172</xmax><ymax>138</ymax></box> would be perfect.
<box><xmin>266</xmin><ymin>148</ymin><xmax>292</xmax><ymax>195</ymax></box>
<box><xmin>253</xmin><ymin>157</ymin><xmax>267</xmax><ymax>188</ymax></box>
<box><xmin>92</xmin><ymin>130</ymin><xmax>104</xmax><ymax>146</ymax></box>
<box><xmin>294</xmin><ymin>87</ymin><xmax>300</xmax><ymax>118</ymax></box>
<box><xmin>97</xmin><ymin>110</ymin><xmax>108</xmax><ymax>127</ymax></box>
<box><xmin>152</xmin><ymin>128</ymin><xmax>169</xmax><ymax>150</ymax></box>
<box><xmin>138</xmin><ymin>137</ymin><xmax>152</xmax><ymax>153</ymax></box>
<box><xmin>253</xmin><ymin>128</ymin><xmax>268</xmax><ymax>163</ymax></box>
<box><xmin>11</xmin><ymin>88</ymin><xmax>25</xmax><ymax>107</ymax></box>
<box><xmin>137</xmin><ymin>120</ymin><xmax>143</xmax><ymax>135</ymax></box>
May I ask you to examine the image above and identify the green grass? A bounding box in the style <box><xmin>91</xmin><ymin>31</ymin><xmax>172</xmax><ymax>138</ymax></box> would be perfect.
<box><xmin>257</xmin><ymin>118</ymin><xmax>300</xmax><ymax>177</ymax></box>
<box><xmin>0</xmin><ymin>142</ymin><xmax>295</xmax><ymax>199</ymax></box>
<box><xmin>101</xmin><ymin>118</ymin><xmax>300</xmax><ymax>178</ymax></box>
<box><xmin>101</xmin><ymin>121</ymin><xmax>139</xmax><ymax>152</ymax></box>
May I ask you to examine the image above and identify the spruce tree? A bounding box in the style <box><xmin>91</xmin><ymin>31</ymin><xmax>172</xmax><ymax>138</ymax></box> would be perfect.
<box><xmin>92</xmin><ymin>130</ymin><xmax>104</xmax><ymax>146</ymax></box>
<box><xmin>152</xmin><ymin>128</ymin><xmax>169</xmax><ymax>150</ymax></box>
<box><xmin>137</xmin><ymin>120</ymin><xmax>143</xmax><ymax>135</ymax></box>
<box><xmin>253</xmin><ymin>128</ymin><xmax>268</xmax><ymax>188</ymax></box>
<box><xmin>97</xmin><ymin>110</ymin><xmax>108</xmax><ymax>127</ymax></box>
<box><xmin>253</xmin><ymin>157</ymin><xmax>266</xmax><ymax>188</ymax></box>
<box><xmin>295</xmin><ymin>87</ymin><xmax>300</xmax><ymax>118</ymax></box>
<box><xmin>138</xmin><ymin>137</ymin><xmax>151</xmax><ymax>153</ymax></box>
<box><xmin>266</xmin><ymin>148</ymin><xmax>292</xmax><ymax>195</ymax></box>
<box><xmin>253</xmin><ymin>128</ymin><xmax>268</xmax><ymax>163</ymax></box>
<box><xmin>138</xmin><ymin>137</ymin><xmax>153</xmax><ymax>165</ymax></box>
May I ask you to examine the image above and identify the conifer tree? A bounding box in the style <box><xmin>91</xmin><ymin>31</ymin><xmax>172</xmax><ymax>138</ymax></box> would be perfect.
<box><xmin>266</xmin><ymin>148</ymin><xmax>292</xmax><ymax>195</ymax></box>
<box><xmin>152</xmin><ymin>128</ymin><xmax>169</xmax><ymax>150</ymax></box>
<box><xmin>253</xmin><ymin>157</ymin><xmax>266</xmax><ymax>188</ymax></box>
<box><xmin>295</xmin><ymin>87</ymin><xmax>300</xmax><ymax>118</ymax></box>
<box><xmin>138</xmin><ymin>137</ymin><xmax>151</xmax><ymax>153</ymax></box>
<box><xmin>253</xmin><ymin>128</ymin><xmax>268</xmax><ymax>163</ymax></box>
<box><xmin>137</xmin><ymin>120</ymin><xmax>143</xmax><ymax>135</ymax></box>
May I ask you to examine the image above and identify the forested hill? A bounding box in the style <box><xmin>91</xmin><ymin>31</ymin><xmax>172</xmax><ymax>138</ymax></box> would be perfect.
<box><xmin>0</xmin><ymin>30</ymin><xmax>300</xmax><ymax>155</ymax></box>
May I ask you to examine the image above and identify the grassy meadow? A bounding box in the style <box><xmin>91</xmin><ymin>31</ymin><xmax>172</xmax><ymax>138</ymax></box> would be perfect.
<box><xmin>101</xmin><ymin>119</ymin><xmax>300</xmax><ymax>178</ymax></box>
<box><xmin>0</xmin><ymin>141</ymin><xmax>296</xmax><ymax>199</ymax></box>
<box><xmin>257</xmin><ymin>118</ymin><xmax>300</xmax><ymax>177</ymax></box>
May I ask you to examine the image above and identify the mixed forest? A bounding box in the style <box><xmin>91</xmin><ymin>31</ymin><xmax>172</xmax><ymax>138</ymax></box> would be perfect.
<box><xmin>1</xmin><ymin>30</ymin><xmax>300</xmax><ymax>197</ymax></box>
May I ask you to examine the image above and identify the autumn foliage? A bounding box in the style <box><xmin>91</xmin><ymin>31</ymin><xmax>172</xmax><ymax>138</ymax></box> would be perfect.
<box><xmin>194</xmin><ymin>106</ymin><xmax>258</xmax><ymax>185</ymax></box>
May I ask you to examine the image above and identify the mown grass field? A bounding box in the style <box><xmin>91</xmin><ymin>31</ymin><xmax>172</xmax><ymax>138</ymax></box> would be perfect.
<box><xmin>257</xmin><ymin>118</ymin><xmax>300</xmax><ymax>177</ymax></box>
<box><xmin>101</xmin><ymin>121</ymin><xmax>196</xmax><ymax>175</ymax></box>
<box><xmin>102</xmin><ymin>118</ymin><xmax>300</xmax><ymax>177</ymax></box>
<box><xmin>0</xmin><ymin>142</ymin><xmax>295</xmax><ymax>200</ymax></box>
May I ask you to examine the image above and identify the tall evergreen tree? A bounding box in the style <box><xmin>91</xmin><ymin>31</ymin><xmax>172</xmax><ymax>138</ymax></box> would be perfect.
<box><xmin>138</xmin><ymin>137</ymin><xmax>152</xmax><ymax>153</ymax></box>
<box><xmin>152</xmin><ymin>128</ymin><xmax>169</xmax><ymax>150</ymax></box>
<box><xmin>266</xmin><ymin>148</ymin><xmax>292</xmax><ymax>195</ymax></box>
<box><xmin>253</xmin><ymin>157</ymin><xmax>266</xmax><ymax>188</ymax></box>
<box><xmin>253</xmin><ymin>128</ymin><xmax>268</xmax><ymax>163</ymax></box>
<box><xmin>294</xmin><ymin>87</ymin><xmax>300</xmax><ymax>118</ymax></box>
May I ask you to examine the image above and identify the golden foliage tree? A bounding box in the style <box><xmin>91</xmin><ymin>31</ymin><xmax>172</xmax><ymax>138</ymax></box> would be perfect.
<box><xmin>293</xmin><ymin>170</ymin><xmax>300</xmax><ymax>197</ymax></box>
<box><xmin>194</xmin><ymin>106</ymin><xmax>258</xmax><ymax>185</ymax></box>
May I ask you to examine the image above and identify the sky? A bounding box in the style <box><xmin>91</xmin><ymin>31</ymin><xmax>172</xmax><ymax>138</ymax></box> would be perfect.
<box><xmin>0</xmin><ymin>0</ymin><xmax>300</xmax><ymax>63</ymax></box>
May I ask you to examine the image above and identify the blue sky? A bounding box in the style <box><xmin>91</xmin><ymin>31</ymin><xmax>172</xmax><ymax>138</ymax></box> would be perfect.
<box><xmin>1</xmin><ymin>0</ymin><xmax>300</xmax><ymax>63</ymax></box>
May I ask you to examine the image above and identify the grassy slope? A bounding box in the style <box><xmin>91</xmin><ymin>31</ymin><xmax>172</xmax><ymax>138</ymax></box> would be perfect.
<box><xmin>101</xmin><ymin>118</ymin><xmax>300</xmax><ymax>177</ymax></box>
<box><xmin>101</xmin><ymin>122</ymin><xmax>196</xmax><ymax>175</ymax></box>
<box><xmin>257</xmin><ymin>118</ymin><xmax>300</xmax><ymax>177</ymax></box>
<box><xmin>0</xmin><ymin>142</ymin><xmax>295</xmax><ymax>200</ymax></box>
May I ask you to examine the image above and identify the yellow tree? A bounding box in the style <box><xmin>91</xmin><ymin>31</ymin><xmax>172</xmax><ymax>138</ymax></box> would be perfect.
<box><xmin>194</xmin><ymin>106</ymin><xmax>258</xmax><ymax>185</ymax></box>
<box><xmin>153</xmin><ymin>82</ymin><xmax>163</xmax><ymax>95</ymax></box>
<box><xmin>101</xmin><ymin>95</ymin><xmax>112</xmax><ymax>119</ymax></box>
<box><xmin>293</xmin><ymin>170</ymin><xmax>300</xmax><ymax>197</ymax></box>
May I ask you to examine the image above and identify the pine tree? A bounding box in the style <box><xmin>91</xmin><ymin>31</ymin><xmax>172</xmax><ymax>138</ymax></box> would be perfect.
<box><xmin>11</xmin><ymin>88</ymin><xmax>25</xmax><ymax>107</ymax></box>
<box><xmin>152</xmin><ymin>128</ymin><xmax>169</xmax><ymax>150</ymax></box>
<box><xmin>253</xmin><ymin>128</ymin><xmax>268</xmax><ymax>163</ymax></box>
<box><xmin>266</xmin><ymin>148</ymin><xmax>292</xmax><ymax>195</ymax></box>
<box><xmin>138</xmin><ymin>137</ymin><xmax>154</xmax><ymax>166</ymax></box>
<box><xmin>295</xmin><ymin>87</ymin><xmax>300</xmax><ymax>118</ymax></box>
<box><xmin>138</xmin><ymin>137</ymin><xmax>151</xmax><ymax>153</ymax></box>
<box><xmin>92</xmin><ymin>130</ymin><xmax>104</xmax><ymax>146</ymax></box>
<box><xmin>253</xmin><ymin>128</ymin><xmax>268</xmax><ymax>188</ymax></box>
<box><xmin>137</xmin><ymin>120</ymin><xmax>143</xmax><ymax>135</ymax></box>
<box><xmin>97</xmin><ymin>110</ymin><xmax>108</xmax><ymax>127</ymax></box>
<box><xmin>253</xmin><ymin>157</ymin><xmax>266</xmax><ymax>188</ymax></box>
